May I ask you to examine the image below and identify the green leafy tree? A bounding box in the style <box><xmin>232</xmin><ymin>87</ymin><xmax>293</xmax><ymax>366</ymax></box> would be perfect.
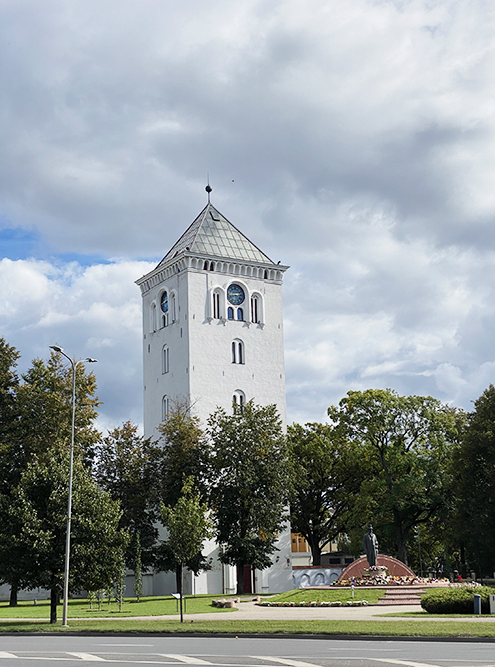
<box><xmin>287</xmin><ymin>422</ymin><xmax>366</xmax><ymax>565</ymax></box>
<box><xmin>0</xmin><ymin>349</ymin><xmax>100</xmax><ymax>606</ymax></box>
<box><xmin>208</xmin><ymin>401</ymin><xmax>290</xmax><ymax>594</ymax></box>
<box><xmin>0</xmin><ymin>449</ymin><xmax>129</xmax><ymax>623</ymax></box>
<box><xmin>0</xmin><ymin>339</ymin><xmax>21</xmax><ymax>605</ymax></box>
<box><xmin>155</xmin><ymin>405</ymin><xmax>211</xmax><ymax>586</ymax></box>
<box><xmin>95</xmin><ymin>421</ymin><xmax>160</xmax><ymax>570</ymax></box>
<box><xmin>0</xmin><ymin>338</ymin><xmax>20</xmax><ymax>462</ymax></box>
<box><xmin>161</xmin><ymin>477</ymin><xmax>213</xmax><ymax>622</ymax></box>
<box><xmin>328</xmin><ymin>389</ymin><xmax>465</xmax><ymax>564</ymax></box>
<box><xmin>157</xmin><ymin>405</ymin><xmax>210</xmax><ymax>506</ymax></box>
<box><xmin>134</xmin><ymin>532</ymin><xmax>143</xmax><ymax>602</ymax></box>
<box><xmin>16</xmin><ymin>352</ymin><xmax>101</xmax><ymax>466</ymax></box>
<box><xmin>452</xmin><ymin>384</ymin><xmax>495</xmax><ymax>576</ymax></box>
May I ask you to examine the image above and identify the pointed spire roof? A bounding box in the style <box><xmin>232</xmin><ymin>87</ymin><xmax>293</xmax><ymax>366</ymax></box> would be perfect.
<box><xmin>157</xmin><ymin>203</ymin><xmax>274</xmax><ymax>267</ymax></box>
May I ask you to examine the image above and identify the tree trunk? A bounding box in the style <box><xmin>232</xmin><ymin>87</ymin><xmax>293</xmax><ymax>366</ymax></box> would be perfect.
<box><xmin>178</xmin><ymin>563</ymin><xmax>183</xmax><ymax>623</ymax></box>
<box><xmin>308</xmin><ymin>535</ymin><xmax>322</xmax><ymax>566</ymax></box>
<box><xmin>9</xmin><ymin>584</ymin><xmax>18</xmax><ymax>607</ymax></box>
<box><xmin>236</xmin><ymin>563</ymin><xmax>245</xmax><ymax>595</ymax></box>
<box><xmin>50</xmin><ymin>587</ymin><xmax>58</xmax><ymax>624</ymax></box>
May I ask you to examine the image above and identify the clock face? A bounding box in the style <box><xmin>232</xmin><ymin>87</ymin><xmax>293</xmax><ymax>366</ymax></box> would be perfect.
<box><xmin>227</xmin><ymin>284</ymin><xmax>245</xmax><ymax>305</ymax></box>
<box><xmin>160</xmin><ymin>292</ymin><xmax>169</xmax><ymax>313</ymax></box>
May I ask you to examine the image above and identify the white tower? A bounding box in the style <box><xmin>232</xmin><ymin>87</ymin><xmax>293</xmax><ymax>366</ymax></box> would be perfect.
<box><xmin>136</xmin><ymin>196</ymin><xmax>292</xmax><ymax>594</ymax></box>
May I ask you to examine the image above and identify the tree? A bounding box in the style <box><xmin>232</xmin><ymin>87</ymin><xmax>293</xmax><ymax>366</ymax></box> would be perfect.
<box><xmin>0</xmin><ymin>448</ymin><xmax>129</xmax><ymax>623</ymax></box>
<box><xmin>134</xmin><ymin>532</ymin><xmax>143</xmax><ymax>602</ymax></box>
<box><xmin>157</xmin><ymin>405</ymin><xmax>210</xmax><ymax>507</ymax></box>
<box><xmin>16</xmin><ymin>352</ymin><xmax>101</xmax><ymax>466</ymax></box>
<box><xmin>208</xmin><ymin>401</ymin><xmax>290</xmax><ymax>594</ymax></box>
<box><xmin>0</xmin><ymin>338</ymin><xmax>20</xmax><ymax>460</ymax></box>
<box><xmin>0</xmin><ymin>351</ymin><xmax>101</xmax><ymax>606</ymax></box>
<box><xmin>328</xmin><ymin>389</ymin><xmax>465</xmax><ymax>564</ymax></box>
<box><xmin>452</xmin><ymin>384</ymin><xmax>495</xmax><ymax>576</ymax></box>
<box><xmin>155</xmin><ymin>405</ymin><xmax>212</xmax><ymax>588</ymax></box>
<box><xmin>161</xmin><ymin>477</ymin><xmax>213</xmax><ymax>622</ymax></box>
<box><xmin>95</xmin><ymin>421</ymin><xmax>160</xmax><ymax>570</ymax></box>
<box><xmin>0</xmin><ymin>339</ymin><xmax>21</xmax><ymax>605</ymax></box>
<box><xmin>287</xmin><ymin>422</ymin><xmax>365</xmax><ymax>565</ymax></box>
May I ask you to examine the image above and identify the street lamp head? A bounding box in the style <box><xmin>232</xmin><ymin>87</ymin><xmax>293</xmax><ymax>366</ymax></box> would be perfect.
<box><xmin>85</xmin><ymin>358</ymin><xmax>98</xmax><ymax>363</ymax></box>
<box><xmin>50</xmin><ymin>345</ymin><xmax>63</xmax><ymax>353</ymax></box>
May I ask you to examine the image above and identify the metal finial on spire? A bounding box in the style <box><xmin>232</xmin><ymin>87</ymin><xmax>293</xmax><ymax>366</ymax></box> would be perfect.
<box><xmin>206</xmin><ymin>173</ymin><xmax>212</xmax><ymax>203</ymax></box>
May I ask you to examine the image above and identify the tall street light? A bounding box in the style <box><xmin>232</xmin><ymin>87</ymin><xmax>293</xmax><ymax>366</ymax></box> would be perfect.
<box><xmin>49</xmin><ymin>345</ymin><xmax>97</xmax><ymax>627</ymax></box>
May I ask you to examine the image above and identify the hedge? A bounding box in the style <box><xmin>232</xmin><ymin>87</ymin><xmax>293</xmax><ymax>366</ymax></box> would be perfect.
<box><xmin>420</xmin><ymin>586</ymin><xmax>495</xmax><ymax>614</ymax></box>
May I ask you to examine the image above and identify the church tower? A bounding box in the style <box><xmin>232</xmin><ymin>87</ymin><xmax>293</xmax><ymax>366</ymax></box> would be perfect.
<box><xmin>136</xmin><ymin>197</ymin><xmax>289</xmax><ymax>436</ymax></box>
<box><xmin>136</xmin><ymin>194</ymin><xmax>292</xmax><ymax>594</ymax></box>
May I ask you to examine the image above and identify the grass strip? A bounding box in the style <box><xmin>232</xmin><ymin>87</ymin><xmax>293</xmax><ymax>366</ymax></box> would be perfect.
<box><xmin>0</xmin><ymin>595</ymin><xmax>236</xmax><ymax>619</ymax></box>
<box><xmin>1</xmin><ymin>619</ymin><xmax>495</xmax><ymax>637</ymax></box>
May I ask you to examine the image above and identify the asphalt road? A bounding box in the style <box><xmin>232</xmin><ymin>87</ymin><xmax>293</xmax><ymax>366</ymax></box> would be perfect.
<box><xmin>0</xmin><ymin>636</ymin><xmax>494</xmax><ymax>666</ymax></box>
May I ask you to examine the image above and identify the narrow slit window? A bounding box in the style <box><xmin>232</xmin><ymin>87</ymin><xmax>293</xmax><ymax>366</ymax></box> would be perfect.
<box><xmin>213</xmin><ymin>292</ymin><xmax>220</xmax><ymax>319</ymax></box>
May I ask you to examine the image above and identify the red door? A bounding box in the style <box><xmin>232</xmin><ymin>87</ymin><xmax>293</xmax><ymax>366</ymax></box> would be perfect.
<box><xmin>236</xmin><ymin>565</ymin><xmax>253</xmax><ymax>594</ymax></box>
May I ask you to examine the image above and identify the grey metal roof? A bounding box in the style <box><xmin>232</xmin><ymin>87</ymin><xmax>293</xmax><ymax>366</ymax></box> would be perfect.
<box><xmin>158</xmin><ymin>203</ymin><xmax>274</xmax><ymax>266</ymax></box>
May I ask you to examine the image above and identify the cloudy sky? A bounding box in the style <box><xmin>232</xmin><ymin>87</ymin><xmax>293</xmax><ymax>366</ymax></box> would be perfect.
<box><xmin>1</xmin><ymin>0</ymin><xmax>495</xmax><ymax>432</ymax></box>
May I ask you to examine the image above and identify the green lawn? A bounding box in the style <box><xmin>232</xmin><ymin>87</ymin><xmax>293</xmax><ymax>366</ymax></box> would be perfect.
<box><xmin>264</xmin><ymin>588</ymin><xmax>384</xmax><ymax>604</ymax></box>
<box><xmin>0</xmin><ymin>595</ymin><xmax>237</xmax><ymax>619</ymax></box>
<box><xmin>1</xmin><ymin>618</ymin><xmax>495</xmax><ymax>637</ymax></box>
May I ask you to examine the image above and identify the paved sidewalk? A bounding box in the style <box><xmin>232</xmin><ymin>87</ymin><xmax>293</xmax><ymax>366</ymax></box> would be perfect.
<box><xmin>6</xmin><ymin>600</ymin><xmax>495</xmax><ymax>624</ymax></box>
<box><xmin>75</xmin><ymin>600</ymin><xmax>495</xmax><ymax>623</ymax></box>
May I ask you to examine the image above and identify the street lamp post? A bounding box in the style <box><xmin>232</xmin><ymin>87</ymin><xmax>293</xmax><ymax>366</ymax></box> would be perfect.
<box><xmin>49</xmin><ymin>346</ymin><xmax>97</xmax><ymax>627</ymax></box>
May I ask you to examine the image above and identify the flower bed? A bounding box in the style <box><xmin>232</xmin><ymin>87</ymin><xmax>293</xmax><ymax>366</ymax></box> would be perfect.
<box><xmin>332</xmin><ymin>576</ymin><xmax>448</xmax><ymax>587</ymax></box>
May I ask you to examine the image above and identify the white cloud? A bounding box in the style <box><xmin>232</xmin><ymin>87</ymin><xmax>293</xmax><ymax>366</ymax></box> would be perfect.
<box><xmin>0</xmin><ymin>258</ymin><xmax>153</xmax><ymax>430</ymax></box>
<box><xmin>2</xmin><ymin>0</ymin><xmax>495</xmax><ymax>428</ymax></box>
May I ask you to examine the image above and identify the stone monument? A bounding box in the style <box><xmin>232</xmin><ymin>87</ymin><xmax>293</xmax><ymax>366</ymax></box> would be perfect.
<box><xmin>362</xmin><ymin>525</ymin><xmax>388</xmax><ymax>578</ymax></box>
<box><xmin>362</xmin><ymin>525</ymin><xmax>378</xmax><ymax>567</ymax></box>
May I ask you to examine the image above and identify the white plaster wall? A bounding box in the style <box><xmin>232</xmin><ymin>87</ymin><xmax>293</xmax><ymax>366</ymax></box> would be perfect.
<box><xmin>186</xmin><ymin>269</ymin><xmax>287</xmax><ymax>429</ymax></box>
<box><xmin>141</xmin><ymin>270</ymin><xmax>191</xmax><ymax>440</ymax></box>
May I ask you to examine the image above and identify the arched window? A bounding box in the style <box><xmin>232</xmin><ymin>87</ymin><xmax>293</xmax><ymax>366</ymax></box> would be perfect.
<box><xmin>251</xmin><ymin>295</ymin><xmax>260</xmax><ymax>324</ymax></box>
<box><xmin>232</xmin><ymin>390</ymin><xmax>245</xmax><ymax>415</ymax></box>
<box><xmin>231</xmin><ymin>339</ymin><xmax>244</xmax><ymax>364</ymax></box>
<box><xmin>160</xmin><ymin>291</ymin><xmax>169</xmax><ymax>327</ymax></box>
<box><xmin>227</xmin><ymin>307</ymin><xmax>234</xmax><ymax>320</ymax></box>
<box><xmin>151</xmin><ymin>303</ymin><xmax>157</xmax><ymax>332</ymax></box>
<box><xmin>162</xmin><ymin>395</ymin><xmax>170</xmax><ymax>421</ymax></box>
<box><xmin>237</xmin><ymin>308</ymin><xmax>243</xmax><ymax>321</ymax></box>
<box><xmin>170</xmin><ymin>293</ymin><xmax>176</xmax><ymax>323</ymax></box>
<box><xmin>203</xmin><ymin>261</ymin><xmax>208</xmax><ymax>270</ymax></box>
<box><xmin>162</xmin><ymin>345</ymin><xmax>169</xmax><ymax>374</ymax></box>
<box><xmin>264</xmin><ymin>270</ymin><xmax>268</xmax><ymax>279</ymax></box>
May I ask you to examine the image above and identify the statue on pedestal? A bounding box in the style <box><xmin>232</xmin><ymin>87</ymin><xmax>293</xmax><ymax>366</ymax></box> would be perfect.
<box><xmin>362</xmin><ymin>525</ymin><xmax>378</xmax><ymax>567</ymax></box>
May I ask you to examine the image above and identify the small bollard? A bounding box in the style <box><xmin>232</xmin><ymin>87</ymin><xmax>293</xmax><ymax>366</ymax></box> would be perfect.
<box><xmin>351</xmin><ymin>585</ymin><xmax>354</xmax><ymax>599</ymax></box>
<box><xmin>474</xmin><ymin>593</ymin><xmax>481</xmax><ymax>615</ymax></box>
<box><xmin>33</xmin><ymin>599</ymin><xmax>37</xmax><ymax>606</ymax></box>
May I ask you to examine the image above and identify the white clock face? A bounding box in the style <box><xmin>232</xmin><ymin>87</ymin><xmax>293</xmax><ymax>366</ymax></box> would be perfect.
<box><xmin>227</xmin><ymin>284</ymin><xmax>245</xmax><ymax>305</ymax></box>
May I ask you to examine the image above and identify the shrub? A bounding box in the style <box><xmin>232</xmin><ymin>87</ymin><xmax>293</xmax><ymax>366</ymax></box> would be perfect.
<box><xmin>421</xmin><ymin>586</ymin><xmax>495</xmax><ymax>614</ymax></box>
